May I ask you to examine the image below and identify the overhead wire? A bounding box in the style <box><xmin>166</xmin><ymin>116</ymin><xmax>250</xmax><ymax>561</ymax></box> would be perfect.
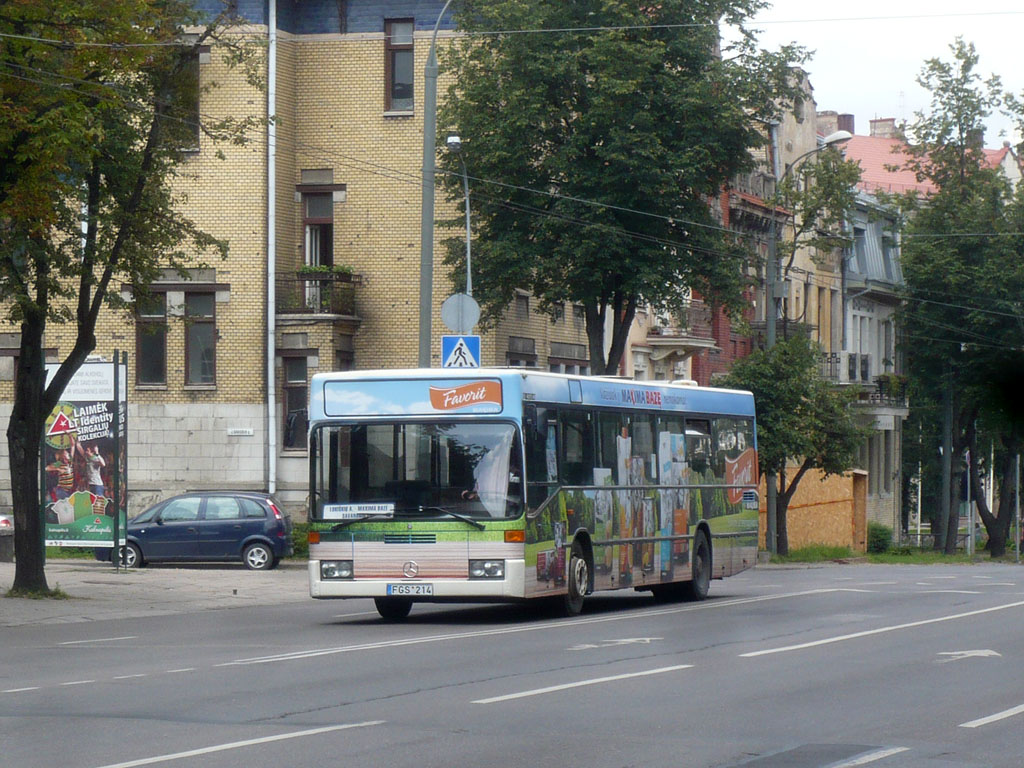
<box><xmin>3</xmin><ymin>25</ymin><xmax>1024</xmax><ymax>328</ymax></box>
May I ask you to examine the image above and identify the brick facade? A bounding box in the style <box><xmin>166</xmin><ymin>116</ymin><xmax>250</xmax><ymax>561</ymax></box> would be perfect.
<box><xmin>0</xmin><ymin>7</ymin><xmax>589</xmax><ymax>517</ymax></box>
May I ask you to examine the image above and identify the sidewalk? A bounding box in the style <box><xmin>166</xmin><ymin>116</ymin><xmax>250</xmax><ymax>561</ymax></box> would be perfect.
<box><xmin>0</xmin><ymin>559</ymin><xmax>310</xmax><ymax>627</ymax></box>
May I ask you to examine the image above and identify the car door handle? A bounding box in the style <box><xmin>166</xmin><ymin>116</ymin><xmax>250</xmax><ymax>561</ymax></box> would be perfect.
<box><xmin>186</xmin><ymin>527</ymin><xmax>198</xmax><ymax>533</ymax></box>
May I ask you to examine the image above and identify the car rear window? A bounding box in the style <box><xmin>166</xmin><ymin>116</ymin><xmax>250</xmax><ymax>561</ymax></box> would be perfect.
<box><xmin>205</xmin><ymin>497</ymin><xmax>243</xmax><ymax>520</ymax></box>
<box><xmin>240</xmin><ymin>498</ymin><xmax>266</xmax><ymax>519</ymax></box>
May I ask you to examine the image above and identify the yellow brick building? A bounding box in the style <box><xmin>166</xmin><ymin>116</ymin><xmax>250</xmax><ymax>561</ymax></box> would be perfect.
<box><xmin>0</xmin><ymin>3</ymin><xmax>591</xmax><ymax>516</ymax></box>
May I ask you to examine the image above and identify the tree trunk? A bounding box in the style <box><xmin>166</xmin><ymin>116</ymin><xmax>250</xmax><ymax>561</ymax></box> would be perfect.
<box><xmin>944</xmin><ymin>467</ymin><xmax>962</xmax><ymax>555</ymax></box>
<box><xmin>774</xmin><ymin>459</ymin><xmax>813</xmax><ymax>557</ymax></box>
<box><xmin>9</xmin><ymin>320</ymin><xmax>50</xmax><ymax>594</ymax></box>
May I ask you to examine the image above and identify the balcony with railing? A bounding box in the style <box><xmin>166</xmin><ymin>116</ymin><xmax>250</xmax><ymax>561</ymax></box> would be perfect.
<box><xmin>275</xmin><ymin>271</ymin><xmax>360</xmax><ymax>317</ymax></box>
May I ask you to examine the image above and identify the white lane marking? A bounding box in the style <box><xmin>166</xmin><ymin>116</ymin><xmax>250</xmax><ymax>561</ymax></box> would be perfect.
<box><xmin>831</xmin><ymin>747</ymin><xmax>910</xmax><ymax>766</ymax></box>
<box><xmin>2</xmin><ymin>687</ymin><xmax>40</xmax><ymax>693</ymax></box>
<box><xmin>223</xmin><ymin>589</ymin><xmax>839</xmax><ymax>666</ymax></box>
<box><xmin>60</xmin><ymin>636</ymin><xmax>137</xmax><ymax>645</ymax></box>
<box><xmin>91</xmin><ymin>721</ymin><xmax>385</xmax><ymax>768</ymax></box>
<box><xmin>920</xmin><ymin>590</ymin><xmax>982</xmax><ymax>594</ymax></box>
<box><xmin>960</xmin><ymin>703</ymin><xmax>1024</xmax><ymax>728</ymax></box>
<box><xmin>852</xmin><ymin>582</ymin><xmax>898</xmax><ymax>586</ymax></box>
<box><xmin>332</xmin><ymin>610</ymin><xmax>378</xmax><ymax>619</ymax></box>
<box><xmin>937</xmin><ymin>649</ymin><xmax>1001</xmax><ymax>663</ymax></box>
<box><xmin>163</xmin><ymin>668</ymin><xmax>196</xmax><ymax>674</ymax></box>
<box><xmin>61</xmin><ymin>680</ymin><xmax>96</xmax><ymax>686</ymax></box>
<box><xmin>567</xmin><ymin>637</ymin><xmax>662</xmax><ymax>651</ymax></box>
<box><xmin>741</xmin><ymin>599</ymin><xmax>1024</xmax><ymax>657</ymax></box>
<box><xmin>472</xmin><ymin>664</ymin><xmax>692</xmax><ymax>704</ymax></box>
<box><xmin>113</xmin><ymin>674</ymin><xmax>147</xmax><ymax>680</ymax></box>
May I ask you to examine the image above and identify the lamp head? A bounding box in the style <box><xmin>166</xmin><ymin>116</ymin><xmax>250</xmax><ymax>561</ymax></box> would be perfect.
<box><xmin>446</xmin><ymin>133</ymin><xmax>462</xmax><ymax>153</ymax></box>
<box><xmin>822</xmin><ymin>129</ymin><xmax>853</xmax><ymax>147</ymax></box>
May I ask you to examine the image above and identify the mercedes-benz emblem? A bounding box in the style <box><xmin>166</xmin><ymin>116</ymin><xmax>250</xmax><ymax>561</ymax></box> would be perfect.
<box><xmin>402</xmin><ymin>561</ymin><xmax>419</xmax><ymax>578</ymax></box>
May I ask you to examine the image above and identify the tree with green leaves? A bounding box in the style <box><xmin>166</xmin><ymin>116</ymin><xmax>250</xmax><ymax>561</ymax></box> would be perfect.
<box><xmin>893</xmin><ymin>38</ymin><xmax>1024</xmax><ymax>556</ymax></box>
<box><xmin>721</xmin><ymin>335</ymin><xmax>872</xmax><ymax>555</ymax></box>
<box><xmin>0</xmin><ymin>1</ymin><xmax>262</xmax><ymax>593</ymax></box>
<box><xmin>437</xmin><ymin>0</ymin><xmax>806</xmax><ymax>374</ymax></box>
<box><xmin>775</xmin><ymin>146</ymin><xmax>862</xmax><ymax>285</ymax></box>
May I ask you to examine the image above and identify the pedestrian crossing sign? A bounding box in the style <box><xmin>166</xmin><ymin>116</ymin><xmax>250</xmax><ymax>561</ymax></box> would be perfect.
<box><xmin>442</xmin><ymin>335</ymin><xmax>481</xmax><ymax>368</ymax></box>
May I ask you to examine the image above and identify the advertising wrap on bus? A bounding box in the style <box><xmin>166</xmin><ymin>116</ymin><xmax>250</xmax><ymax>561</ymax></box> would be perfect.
<box><xmin>319</xmin><ymin>377</ymin><xmax>505</xmax><ymax>417</ymax></box>
<box><xmin>306</xmin><ymin>369</ymin><xmax>759</xmax><ymax>620</ymax></box>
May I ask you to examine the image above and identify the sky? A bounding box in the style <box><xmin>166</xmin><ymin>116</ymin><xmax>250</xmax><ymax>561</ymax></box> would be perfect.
<box><xmin>740</xmin><ymin>2</ymin><xmax>1024</xmax><ymax>147</ymax></box>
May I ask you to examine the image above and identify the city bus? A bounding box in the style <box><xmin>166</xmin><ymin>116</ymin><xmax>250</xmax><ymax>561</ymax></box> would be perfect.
<box><xmin>306</xmin><ymin>368</ymin><xmax>759</xmax><ymax>619</ymax></box>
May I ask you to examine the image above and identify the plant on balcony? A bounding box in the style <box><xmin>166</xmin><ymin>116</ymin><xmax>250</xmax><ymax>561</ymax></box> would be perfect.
<box><xmin>875</xmin><ymin>372</ymin><xmax>907</xmax><ymax>398</ymax></box>
<box><xmin>296</xmin><ymin>263</ymin><xmax>353</xmax><ymax>279</ymax></box>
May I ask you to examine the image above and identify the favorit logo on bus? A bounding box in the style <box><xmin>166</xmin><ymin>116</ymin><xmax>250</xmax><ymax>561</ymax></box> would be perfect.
<box><xmin>429</xmin><ymin>381</ymin><xmax>502</xmax><ymax>411</ymax></box>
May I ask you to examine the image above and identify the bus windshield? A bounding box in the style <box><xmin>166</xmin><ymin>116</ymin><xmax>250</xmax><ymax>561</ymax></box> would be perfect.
<box><xmin>312</xmin><ymin>421</ymin><xmax>522</xmax><ymax>520</ymax></box>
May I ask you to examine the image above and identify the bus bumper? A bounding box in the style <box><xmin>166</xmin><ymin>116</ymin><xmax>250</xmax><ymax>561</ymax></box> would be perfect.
<box><xmin>309</xmin><ymin>559</ymin><xmax>527</xmax><ymax>600</ymax></box>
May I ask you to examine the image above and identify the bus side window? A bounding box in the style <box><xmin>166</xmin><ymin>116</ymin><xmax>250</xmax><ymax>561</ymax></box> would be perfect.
<box><xmin>525</xmin><ymin>407</ymin><xmax>557</xmax><ymax>509</ymax></box>
<box><xmin>685</xmin><ymin>419</ymin><xmax>712</xmax><ymax>477</ymax></box>
<box><xmin>559</xmin><ymin>410</ymin><xmax>593</xmax><ymax>486</ymax></box>
<box><xmin>596</xmin><ymin>411</ymin><xmax>626</xmax><ymax>483</ymax></box>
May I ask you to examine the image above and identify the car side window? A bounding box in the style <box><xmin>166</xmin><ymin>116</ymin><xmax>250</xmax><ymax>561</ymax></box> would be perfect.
<box><xmin>240</xmin><ymin>498</ymin><xmax>266</xmax><ymax>519</ymax></box>
<box><xmin>160</xmin><ymin>497</ymin><xmax>201</xmax><ymax>522</ymax></box>
<box><xmin>205</xmin><ymin>497</ymin><xmax>242</xmax><ymax>520</ymax></box>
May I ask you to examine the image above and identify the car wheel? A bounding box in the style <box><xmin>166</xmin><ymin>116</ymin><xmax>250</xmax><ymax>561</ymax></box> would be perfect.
<box><xmin>683</xmin><ymin>529</ymin><xmax>711</xmax><ymax>601</ymax></box>
<box><xmin>120</xmin><ymin>543</ymin><xmax>142</xmax><ymax>569</ymax></box>
<box><xmin>243</xmin><ymin>542</ymin><xmax>273</xmax><ymax>570</ymax></box>
<box><xmin>563</xmin><ymin>540</ymin><xmax>589</xmax><ymax>616</ymax></box>
<box><xmin>374</xmin><ymin>597</ymin><xmax>412</xmax><ymax>621</ymax></box>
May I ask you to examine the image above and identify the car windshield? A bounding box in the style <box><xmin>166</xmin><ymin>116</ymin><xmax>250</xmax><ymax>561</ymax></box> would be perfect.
<box><xmin>313</xmin><ymin>421</ymin><xmax>522</xmax><ymax>520</ymax></box>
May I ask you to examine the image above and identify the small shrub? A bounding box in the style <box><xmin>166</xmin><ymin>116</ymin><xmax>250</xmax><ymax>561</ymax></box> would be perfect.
<box><xmin>290</xmin><ymin>522</ymin><xmax>309</xmax><ymax>559</ymax></box>
<box><xmin>867</xmin><ymin>522</ymin><xmax>893</xmax><ymax>554</ymax></box>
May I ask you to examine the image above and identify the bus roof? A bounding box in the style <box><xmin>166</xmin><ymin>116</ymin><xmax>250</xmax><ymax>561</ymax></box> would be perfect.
<box><xmin>308</xmin><ymin>368</ymin><xmax>755</xmax><ymax>422</ymax></box>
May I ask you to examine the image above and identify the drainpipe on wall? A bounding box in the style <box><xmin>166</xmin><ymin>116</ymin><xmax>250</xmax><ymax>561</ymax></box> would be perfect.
<box><xmin>266</xmin><ymin>0</ymin><xmax>278</xmax><ymax>494</ymax></box>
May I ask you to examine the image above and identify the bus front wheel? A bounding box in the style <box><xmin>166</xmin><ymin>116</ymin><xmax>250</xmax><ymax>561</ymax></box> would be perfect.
<box><xmin>683</xmin><ymin>529</ymin><xmax>711</xmax><ymax>601</ymax></box>
<box><xmin>374</xmin><ymin>597</ymin><xmax>413</xmax><ymax>621</ymax></box>
<box><xmin>564</xmin><ymin>541</ymin><xmax>589</xmax><ymax>616</ymax></box>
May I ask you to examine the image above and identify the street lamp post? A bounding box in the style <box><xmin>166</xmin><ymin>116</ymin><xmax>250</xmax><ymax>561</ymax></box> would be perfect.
<box><xmin>446</xmin><ymin>133</ymin><xmax>472</xmax><ymax>297</ymax></box>
<box><xmin>764</xmin><ymin>128</ymin><xmax>852</xmax><ymax>554</ymax></box>
<box><xmin>419</xmin><ymin>0</ymin><xmax>457</xmax><ymax>368</ymax></box>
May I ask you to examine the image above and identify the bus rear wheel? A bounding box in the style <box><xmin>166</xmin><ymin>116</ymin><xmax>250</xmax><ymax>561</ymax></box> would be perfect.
<box><xmin>683</xmin><ymin>529</ymin><xmax>711</xmax><ymax>601</ymax></box>
<box><xmin>564</xmin><ymin>541</ymin><xmax>589</xmax><ymax>616</ymax></box>
<box><xmin>374</xmin><ymin>597</ymin><xmax>413</xmax><ymax>621</ymax></box>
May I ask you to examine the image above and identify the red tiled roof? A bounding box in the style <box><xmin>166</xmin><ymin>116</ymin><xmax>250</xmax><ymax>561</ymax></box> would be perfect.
<box><xmin>843</xmin><ymin>135</ymin><xmax>937</xmax><ymax>196</ymax></box>
<box><xmin>983</xmin><ymin>146</ymin><xmax>1009</xmax><ymax>169</ymax></box>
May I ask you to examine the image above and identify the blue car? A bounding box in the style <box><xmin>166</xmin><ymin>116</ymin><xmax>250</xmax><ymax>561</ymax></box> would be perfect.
<box><xmin>96</xmin><ymin>491</ymin><xmax>293</xmax><ymax>570</ymax></box>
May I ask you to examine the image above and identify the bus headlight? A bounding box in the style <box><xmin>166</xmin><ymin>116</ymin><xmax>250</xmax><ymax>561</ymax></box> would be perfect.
<box><xmin>469</xmin><ymin>559</ymin><xmax>505</xmax><ymax>579</ymax></box>
<box><xmin>320</xmin><ymin>560</ymin><xmax>354</xmax><ymax>580</ymax></box>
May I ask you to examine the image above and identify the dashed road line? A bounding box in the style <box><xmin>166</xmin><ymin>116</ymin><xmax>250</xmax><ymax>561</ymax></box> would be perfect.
<box><xmin>740</xmin><ymin>599</ymin><xmax>1024</xmax><ymax>657</ymax></box>
<box><xmin>472</xmin><ymin>664</ymin><xmax>692</xmax><ymax>704</ymax></box>
<box><xmin>960</xmin><ymin>703</ymin><xmax>1024</xmax><ymax>728</ymax></box>
<box><xmin>831</xmin><ymin>747</ymin><xmax>910</xmax><ymax>766</ymax></box>
<box><xmin>90</xmin><ymin>721</ymin><xmax>386</xmax><ymax>768</ymax></box>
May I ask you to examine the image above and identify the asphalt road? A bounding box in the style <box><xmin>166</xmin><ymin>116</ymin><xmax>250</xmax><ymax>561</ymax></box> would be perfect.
<box><xmin>2</xmin><ymin>561</ymin><xmax>1024</xmax><ymax>767</ymax></box>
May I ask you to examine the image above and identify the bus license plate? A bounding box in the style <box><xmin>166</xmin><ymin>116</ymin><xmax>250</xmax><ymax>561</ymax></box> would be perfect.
<box><xmin>387</xmin><ymin>583</ymin><xmax>433</xmax><ymax>596</ymax></box>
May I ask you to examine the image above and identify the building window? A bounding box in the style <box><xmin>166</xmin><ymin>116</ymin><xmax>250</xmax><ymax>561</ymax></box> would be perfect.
<box><xmin>283</xmin><ymin>356</ymin><xmax>308</xmax><ymax>450</ymax></box>
<box><xmin>516</xmin><ymin>294</ymin><xmax>529</xmax><ymax>320</ymax></box>
<box><xmin>304</xmin><ymin>193</ymin><xmax>334</xmax><ymax>269</ymax></box>
<box><xmin>507</xmin><ymin>336</ymin><xmax>536</xmax><ymax>367</ymax></box>
<box><xmin>385</xmin><ymin>20</ymin><xmax>414</xmax><ymax>112</ymax></box>
<box><xmin>166</xmin><ymin>44</ymin><xmax>203</xmax><ymax>151</ymax></box>
<box><xmin>185</xmin><ymin>293</ymin><xmax>215</xmax><ymax>385</ymax></box>
<box><xmin>136</xmin><ymin>294</ymin><xmax>167</xmax><ymax>385</ymax></box>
